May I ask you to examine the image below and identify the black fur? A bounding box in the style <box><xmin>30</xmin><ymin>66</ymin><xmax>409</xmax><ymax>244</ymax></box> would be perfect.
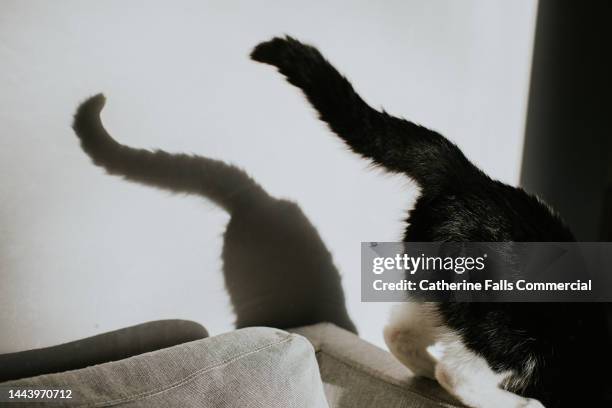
<box><xmin>72</xmin><ymin>94</ymin><xmax>356</xmax><ymax>333</ymax></box>
<box><xmin>252</xmin><ymin>36</ymin><xmax>609</xmax><ymax>406</ymax></box>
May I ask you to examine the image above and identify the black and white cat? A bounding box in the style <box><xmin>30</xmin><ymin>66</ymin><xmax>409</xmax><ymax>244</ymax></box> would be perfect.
<box><xmin>72</xmin><ymin>36</ymin><xmax>609</xmax><ymax>407</ymax></box>
<box><xmin>249</xmin><ymin>37</ymin><xmax>609</xmax><ymax>407</ymax></box>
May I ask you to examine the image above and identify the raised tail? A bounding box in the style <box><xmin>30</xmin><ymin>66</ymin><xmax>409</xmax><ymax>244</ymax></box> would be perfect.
<box><xmin>72</xmin><ymin>94</ymin><xmax>269</xmax><ymax>213</ymax></box>
<box><xmin>251</xmin><ymin>36</ymin><xmax>481</xmax><ymax>192</ymax></box>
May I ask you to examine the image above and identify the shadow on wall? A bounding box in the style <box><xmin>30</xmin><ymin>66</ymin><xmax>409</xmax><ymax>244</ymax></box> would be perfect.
<box><xmin>72</xmin><ymin>95</ymin><xmax>357</xmax><ymax>334</ymax></box>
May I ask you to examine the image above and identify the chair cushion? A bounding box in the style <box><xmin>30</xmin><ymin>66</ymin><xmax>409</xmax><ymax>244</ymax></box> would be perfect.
<box><xmin>1</xmin><ymin>327</ymin><xmax>329</xmax><ymax>407</ymax></box>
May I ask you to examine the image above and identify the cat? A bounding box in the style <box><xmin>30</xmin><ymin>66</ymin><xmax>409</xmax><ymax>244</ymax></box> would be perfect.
<box><xmin>250</xmin><ymin>36</ymin><xmax>609</xmax><ymax>408</ymax></box>
<box><xmin>72</xmin><ymin>94</ymin><xmax>356</xmax><ymax>334</ymax></box>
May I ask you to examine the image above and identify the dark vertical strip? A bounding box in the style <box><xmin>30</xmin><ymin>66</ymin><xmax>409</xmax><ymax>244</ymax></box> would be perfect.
<box><xmin>520</xmin><ymin>0</ymin><xmax>612</xmax><ymax>241</ymax></box>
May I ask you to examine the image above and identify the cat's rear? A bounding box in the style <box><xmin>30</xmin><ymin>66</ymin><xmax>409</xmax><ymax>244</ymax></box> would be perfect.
<box><xmin>251</xmin><ymin>36</ymin><xmax>610</xmax><ymax>407</ymax></box>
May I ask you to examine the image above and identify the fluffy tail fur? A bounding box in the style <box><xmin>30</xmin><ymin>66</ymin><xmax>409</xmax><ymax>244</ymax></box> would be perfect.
<box><xmin>251</xmin><ymin>36</ymin><xmax>481</xmax><ymax>193</ymax></box>
<box><xmin>72</xmin><ymin>94</ymin><xmax>269</xmax><ymax>213</ymax></box>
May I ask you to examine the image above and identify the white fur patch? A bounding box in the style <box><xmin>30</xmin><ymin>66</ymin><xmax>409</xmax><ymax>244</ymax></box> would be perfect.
<box><xmin>384</xmin><ymin>302</ymin><xmax>545</xmax><ymax>408</ymax></box>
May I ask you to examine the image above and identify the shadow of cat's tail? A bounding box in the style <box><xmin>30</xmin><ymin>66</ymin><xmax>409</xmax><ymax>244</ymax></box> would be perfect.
<box><xmin>73</xmin><ymin>94</ymin><xmax>268</xmax><ymax>213</ymax></box>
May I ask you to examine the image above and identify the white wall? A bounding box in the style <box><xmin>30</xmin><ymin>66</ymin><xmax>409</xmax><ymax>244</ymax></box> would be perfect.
<box><xmin>0</xmin><ymin>0</ymin><xmax>537</xmax><ymax>352</ymax></box>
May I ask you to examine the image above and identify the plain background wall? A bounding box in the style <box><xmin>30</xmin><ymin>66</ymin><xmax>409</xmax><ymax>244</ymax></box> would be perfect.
<box><xmin>0</xmin><ymin>0</ymin><xmax>537</xmax><ymax>352</ymax></box>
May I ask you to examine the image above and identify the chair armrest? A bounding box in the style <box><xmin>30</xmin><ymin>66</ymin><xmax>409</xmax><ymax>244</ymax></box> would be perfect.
<box><xmin>291</xmin><ymin>323</ymin><xmax>465</xmax><ymax>408</ymax></box>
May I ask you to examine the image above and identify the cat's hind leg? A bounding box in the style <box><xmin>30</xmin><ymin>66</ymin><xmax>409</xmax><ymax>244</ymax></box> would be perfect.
<box><xmin>383</xmin><ymin>303</ymin><xmax>440</xmax><ymax>379</ymax></box>
<box><xmin>434</xmin><ymin>335</ymin><xmax>544</xmax><ymax>408</ymax></box>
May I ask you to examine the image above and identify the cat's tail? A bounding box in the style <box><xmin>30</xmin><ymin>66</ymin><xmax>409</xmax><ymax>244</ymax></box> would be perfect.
<box><xmin>72</xmin><ymin>94</ymin><xmax>269</xmax><ymax>213</ymax></box>
<box><xmin>251</xmin><ymin>36</ymin><xmax>482</xmax><ymax>193</ymax></box>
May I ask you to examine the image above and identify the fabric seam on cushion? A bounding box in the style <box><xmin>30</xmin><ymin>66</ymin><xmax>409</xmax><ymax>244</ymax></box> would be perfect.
<box><xmin>79</xmin><ymin>334</ymin><xmax>298</xmax><ymax>407</ymax></box>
